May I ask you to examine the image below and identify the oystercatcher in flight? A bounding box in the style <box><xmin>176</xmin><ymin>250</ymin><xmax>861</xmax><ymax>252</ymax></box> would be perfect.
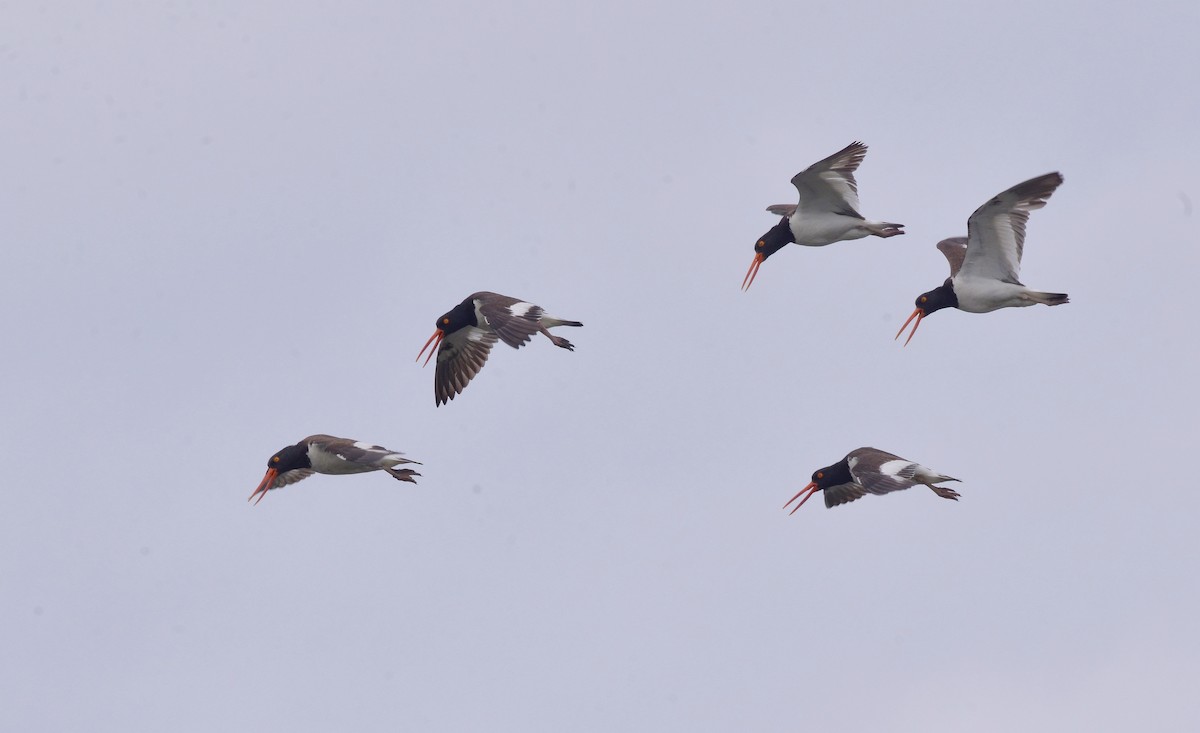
<box><xmin>743</xmin><ymin>141</ymin><xmax>904</xmax><ymax>290</ymax></box>
<box><xmin>417</xmin><ymin>291</ymin><xmax>583</xmax><ymax>406</ymax></box>
<box><xmin>784</xmin><ymin>447</ymin><xmax>961</xmax><ymax>513</ymax></box>
<box><xmin>896</xmin><ymin>172</ymin><xmax>1068</xmax><ymax>346</ymax></box>
<box><xmin>248</xmin><ymin>434</ymin><xmax>421</xmax><ymax>505</ymax></box>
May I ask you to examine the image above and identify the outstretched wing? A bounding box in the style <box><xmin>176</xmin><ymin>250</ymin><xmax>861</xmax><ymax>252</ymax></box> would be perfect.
<box><xmin>791</xmin><ymin>141</ymin><xmax>868</xmax><ymax>220</ymax></box>
<box><xmin>847</xmin><ymin>447</ymin><xmax>922</xmax><ymax>495</ymax></box>
<box><xmin>936</xmin><ymin>237</ymin><xmax>969</xmax><ymax>277</ymax></box>
<box><xmin>305</xmin><ymin>435</ymin><xmax>418</xmax><ymax>469</ymax></box>
<box><xmin>961</xmin><ymin>172</ymin><xmax>1063</xmax><ymax>284</ymax></box>
<box><xmin>434</xmin><ymin>326</ymin><xmax>498</xmax><ymax>405</ymax></box>
<box><xmin>475</xmin><ymin>292</ymin><xmax>545</xmax><ymax>349</ymax></box>
<box><xmin>823</xmin><ymin>481</ymin><xmax>868</xmax><ymax>508</ymax></box>
<box><xmin>270</xmin><ymin>468</ymin><xmax>315</xmax><ymax>489</ymax></box>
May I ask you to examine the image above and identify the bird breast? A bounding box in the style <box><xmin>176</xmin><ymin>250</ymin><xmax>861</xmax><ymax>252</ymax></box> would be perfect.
<box><xmin>951</xmin><ymin>276</ymin><xmax>1035</xmax><ymax>313</ymax></box>
<box><xmin>788</xmin><ymin>213</ymin><xmax>871</xmax><ymax>246</ymax></box>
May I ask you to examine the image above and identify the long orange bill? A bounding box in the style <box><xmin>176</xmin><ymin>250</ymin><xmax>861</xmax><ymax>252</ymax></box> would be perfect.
<box><xmin>248</xmin><ymin>468</ymin><xmax>278</xmax><ymax>506</ymax></box>
<box><xmin>741</xmin><ymin>253</ymin><xmax>765</xmax><ymax>291</ymax></box>
<box><xmin>895</xmin><ymin>308</ymin><xmax>924</xmax><ymax>347</ymax></box>
<box><xmin>783</xmin><ymin>481</ymin><xmax>820</xmax><ymax>515</ymax></box>
<box><xmin>416</xmin><ymin>329</ymin><xmax>444</xmax><ymax>367</ymax></box>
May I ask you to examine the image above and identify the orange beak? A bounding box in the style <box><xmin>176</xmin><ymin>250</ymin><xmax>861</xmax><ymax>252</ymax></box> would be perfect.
<box><xmin>416</xmin><ymin>329</ymin><xmax>445</xmax><ymax>367</ymax></box>
<box><xmin>895</xmin><ymin>308</ymin><xmax>924</xmax><ymax>347</ymax></box>
<box><xmin>248</xmin><ymin>468</ymin><xmax>278</xmax><ymax>506</ymax></box>
<box><xmin>783</xmin><ymin>481</ymin><xmax>820</xmax><ymax>515</ymax></box>
<box><xmin>741</xmin><ymin>252</ymin><xmax>765</xmax><ymax>291</ymax></box>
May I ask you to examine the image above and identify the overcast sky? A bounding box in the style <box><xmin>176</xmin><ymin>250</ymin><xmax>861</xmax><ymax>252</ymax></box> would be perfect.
<box><xmin>3</xmin><ymin>2</ymin><xmax>1199</xmax><ymax>731</ymax></box>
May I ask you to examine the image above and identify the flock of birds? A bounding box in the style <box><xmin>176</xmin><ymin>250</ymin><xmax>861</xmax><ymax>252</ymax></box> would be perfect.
<box><xmin>249</xmin><ymin>142</ymin><xmax>1068</xmax><ymax>513</ymax></box>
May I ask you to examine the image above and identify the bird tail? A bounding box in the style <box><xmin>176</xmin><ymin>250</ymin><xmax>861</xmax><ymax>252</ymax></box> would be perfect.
<box><xmin>541</xmin><ymin>317</ymin><xmax>583</xmax><ymax>328</ymax></box>
<box><xmin>870</xmin><ymin>222</ymin><xmax>905</xmax><ymax>238</ymax></box>
<box><xmin>1025</xmin><ymin>291</ymin><xmax>1069</xmax><ymax>306</ymax></box>
<box><xmin>920</xmin><ymin>472</ymin><xmax>959</xmax><ymax>484</ymax></box>
<box><xmin>386</xmin><ymin>468</ymin><xmax>421</xmax><ymax>483</ymax></box>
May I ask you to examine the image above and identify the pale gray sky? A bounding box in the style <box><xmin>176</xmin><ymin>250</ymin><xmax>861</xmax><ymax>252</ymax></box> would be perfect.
<box><xmin>3</xmin><ymin>2</ymin><xmax>1199</xmax><ymax>731</ymax></box>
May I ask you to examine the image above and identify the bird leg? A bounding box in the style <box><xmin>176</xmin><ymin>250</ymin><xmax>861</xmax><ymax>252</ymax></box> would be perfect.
<box><xmin>539</xmin><ymin>324</ymin><xmax>575</xmax><ymax>351</ymax></box>
<box><xmin>927</xmin><ymin>484</ymin><xmax>961</xmax><ymax>501</ymax></box>
<box><xmin>387</xmin><ymin>468</ymin><xmax>421</xmax><ymax>483</ymax></box>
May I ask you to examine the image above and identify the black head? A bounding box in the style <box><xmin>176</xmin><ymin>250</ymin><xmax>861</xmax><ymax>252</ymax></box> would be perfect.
<box><xmin>810</xmin><ymin>458</ymin><xmax>852</xmax><ymax>489</ymax></box>
<box><xmin>755</xmin><ymin>216</ymin><xmax>795</xmax><ymax>261</ymax></box>
<box><xmin>434</xmin><ymin>297</ymin><xmax>479</xmax><ymax>336</ymax></box>
<box><xmin>784</xmin><ymin>456</ymin><xmax>854</xmax><ymax>514</ymax></box>
<box><xmin>268</xmin><ymin>442</ymin><xmax>311</xmax><ymax>473</ymax></box>
<box><xmin>896</xmin><ymin>279</ymin><xmax>958</xmax><ymax>346</ymax></box>
<box><xmin>250</xmin><ymin>440</ymin><xmax>312</xmax><ymax>505</ymax></box>
<box><xmin>743</xmin><ymin>217</ymin><xmax>795</xmax><ymax>290</ymax></box>
<box><xmin>418</xmin><ymin>296</ymin><xmax>482</xmax><ymax>366</ymax></box>
<box><xmin>914</xmin><ymin>279</ymin><xmax>958</xmax><ymax>315</ymax></box>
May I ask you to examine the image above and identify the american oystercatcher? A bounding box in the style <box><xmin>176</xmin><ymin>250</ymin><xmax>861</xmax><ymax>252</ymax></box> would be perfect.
<box><xmin>743</xmin><ymin>141</ymin><xmax>904</xmax><ymax>290</ymax></box>
<box><xmin>417</xmin><ymin>291</ymin><xmax>583</xmax><ymax>406</ymax></box>
<box><xmin>784</xmin><ymin>447</ymin><xmax>961</xmax><ymax>513</ymax></box>
<box><xmin>248</xmin><ymin>434</ymin><xmax>421</xmax><ymax>505</ymax></box>
<box><xmin>896</xmin><ymin>172</ymin><xmax>1068</xmax><ymax>345</ymax></box>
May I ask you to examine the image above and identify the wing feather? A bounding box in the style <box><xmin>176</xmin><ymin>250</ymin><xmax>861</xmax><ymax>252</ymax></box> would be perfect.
<box><xmin>434</xmin><ymin>326</ymin><xmax>498</xmax><ymax>405</ymax></box>
<box><xmin>855</xmin><ymin>467</ymin><xmax>920</xmax><ymax>495</ymax></box>
<box><xmin>791</xmin><ymin>141</ymin><xmax>868</xmax><ymax>219</ymax></box>
<box><xmin>271</xmin><ymin>468</ymin><xmax>315</xmax><ymax>489</ymax></box>
<box><xmin>960</xmin><ymin>172</ymin><xmax>1063</xmax><ymax>284</ymax></box>
<box><xmin>936</xmin><ymin>237</ymin><xmax>969</xmax><ymax>277</ymax></box>
<box><xmin>823</xmin><ymin>481</ymin><xmax>867</xmax><ymax>508</ymax></box>
<box><xmin>476</xmin><ymin>293</ymin><xmax>544</xmax><ymax>349</ymax></box>
<box><xmin>305</xmin><ymin>435</ymin><xmax>417</xmax><ymax>469</ymax></box>
<box><xmin>847</xmin><ymin>447</ymin><xmax>920</xmax><ymax>495</ymax></box>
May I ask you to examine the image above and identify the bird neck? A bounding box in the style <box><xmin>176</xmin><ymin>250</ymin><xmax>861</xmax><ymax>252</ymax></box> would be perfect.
<box><xmin>759</xmin><ymin>216</ymin><xmax>795</xmax><ymax>259</ymax></box>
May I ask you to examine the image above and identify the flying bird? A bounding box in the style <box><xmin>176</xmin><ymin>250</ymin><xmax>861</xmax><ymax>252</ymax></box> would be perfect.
<box><xmin>417</xmin><ymin>291</ymin><xmax>582</xmax><ymax>406</ymax></box>
<box><xmin>248</xmin><ymin>434</ymin><xmax>421</xmax><ymax>505</ymax></box>
<box><xmin>784</xmin><ymin>447</ymin><xmax>961</xmax><ymax>513</ymax></box>
<box><xmin>743</xmin><ymin>141</ymin><xmax>904</xmax><ymax>290</ymax></box>
<box><xmin>896</xmin><ymin>172</ymin><xmax>1068</xmax><ymax>345</ymax></box>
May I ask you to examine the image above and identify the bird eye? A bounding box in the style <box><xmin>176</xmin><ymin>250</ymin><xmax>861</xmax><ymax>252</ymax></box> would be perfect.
<box><xmin>816</xmin><ymin>472</ymin><xmax>824</xmax><ymax>479</ymax></box>
<box><xmin>441</xmin><ymin>317</ymin><xmax>449</xmax><ymax>325</ymax></box>
<box><xmin>920</xmin><ymin>296</ymin><xmax>927</xmax><ymax>304</ymax></box>
<box><xmin>756</xmin><ymin>240</ymin><xmax>764</xmax><ymax>248</ymax></box>
<box><xmin>272</xmin><ymin>456</ymin><xmax>280</xmax><ymax>463</ymax></box>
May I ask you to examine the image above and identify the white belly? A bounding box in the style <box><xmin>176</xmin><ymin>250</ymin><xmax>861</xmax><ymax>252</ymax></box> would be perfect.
<box><xmin>953</xmin><ymin>277</ymin><xmax>1035</xmax><ymax>313</ymax></box>
<box><xmin>789</xmin><ymin>213</ymin><xmax>870</xmax><ymax>246</ymax></box>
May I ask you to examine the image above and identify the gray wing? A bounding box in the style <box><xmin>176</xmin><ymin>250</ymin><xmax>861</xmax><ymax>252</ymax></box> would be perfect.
<box><xmin>434</xmin><ymin>325</ymin><xmax>498</xmax><ymax>405</ymax></box>
<box><xmin>824</xmin><ymin>481</ymin><xmax>867</xmax><ymax>508</ymax></box>
<box><xmin>305</xmin><ymin>435</ymin><xmax>417</xmax><ymax>468</ymax></box>
<box><xmin>936</xmin><ymin>237</ymin><xmax>969</xmax><ymax>277</ymax></box>
<box><xmin>476</xmin><ymin>292</ymin><xmax>545</xmax><ymax>349</ymax></box>
<box><xmin>765</xmin><ymin>203</ymin><xmax>798</xmax><ymax>218</ymax></box>
<box><xmin>271</xmin><ymin>468</ymin><xmax>315</xmax><ymax>489</ymax></box>
<box><xmin>847</xmin><ymin>447</ymin><xmax>921</xmax><ymax>495</ymax></box>
<box><xmin>961</xmin><ymin>172</ymin><xmax>1063</xmax><ymax>284</ymax></box>
<box><xmin>791</xmin><ymin>141</ymin><xmax>868</xmax><ymax>219</ymax></box>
